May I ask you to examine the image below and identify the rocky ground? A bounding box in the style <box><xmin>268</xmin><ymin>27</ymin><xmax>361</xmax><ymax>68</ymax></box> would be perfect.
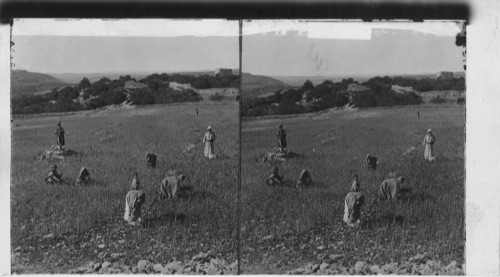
<box><xmin>257</xmin><ymin>147</ymin><xmax>299</xmax><ymax>163</ymax></box>
<box><xmin>36</xmin><ymin>145</ymin><xmax>79</xmax><ymax>161</ymax></box>
<box><xmin>65</xmin><ymin>251</ymin><xmax>238</xmax><ymax>274</ymax></box>
<box><xmin>287</xmin><ymin>252</ymin><xmax>464</xmax><ymax>275</ymax></box>
<box><xmin>239</xmin><ymin>222</ymin><xmax>464</xmax><ymax>275</ymax></box>
<box><xmin>11</xmin><ymin>218</ymin><xmax>236</xmax><ymax>274</ymax></box>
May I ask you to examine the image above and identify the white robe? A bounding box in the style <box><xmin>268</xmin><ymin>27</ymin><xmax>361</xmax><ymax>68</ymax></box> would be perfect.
<box><xmin>423</xmin><ymin>133</ymin><xmax>436</xmax><ymax>161</ymax></box>
<box><xmin>203</xmin><ymin>131</ymin><xmax>216</xmax><ymax>159</ymax></box>
<box><xmin>343</xmin><ymin>192</ymin><xmax>365</xmax><ymax>225</ymax></box>
<box><xmin>379</xmin><ymin>177</ymin><xmax>403</xmax><ymax>201</ymax></box>
<box><xmin>124</xmin><ymin>190</ymin><xmax>145</xmax><ymax>224</ymax></box>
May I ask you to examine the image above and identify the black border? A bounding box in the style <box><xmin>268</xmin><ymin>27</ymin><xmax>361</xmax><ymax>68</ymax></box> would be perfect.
<box><xmin>1</xmin><ymin>1</ymin><xmax>470</xmax><ymax>24</ymax></box>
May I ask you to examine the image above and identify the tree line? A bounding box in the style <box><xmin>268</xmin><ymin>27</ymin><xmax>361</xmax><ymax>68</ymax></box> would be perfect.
<box><xmin>12</xmin><ymin>73</ymin><xmax>239</xmax><ymax>115</ymax></box>
<box><xmin>241</xmin><ymin>75</ymin><xmax>464</xmax><ymax>117</ymax></box>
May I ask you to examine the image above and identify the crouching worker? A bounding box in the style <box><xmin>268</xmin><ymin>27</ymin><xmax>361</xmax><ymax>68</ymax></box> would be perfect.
<box><xmin>379</xmin><ymin>176</ymin><xmax>405</xmax><ymax>201</ymax></box>
<box><xmin>45</xmin><ymin>164</ymin><xmax>63</xmax><ymax>184</ymax></box>
<box><xmin>351</xmin><ymin>175</ymin><xmax>360</xmax><ymax>192</ymax></box>
<box><xmin>146</xmin><ymin>153</ymin><xmax>157</xmax><ymax>168</ymax></box>
<box><xmin>296</xmin><ymin>169</ymin><xmax>312</xmax><ymax>188</ymax></box>
<box><xmin>366</xmin><ymin>155</ymin><xmax>378</xmax><ymax>170</ymax></box>
<box><xmin>159</xmin><ymin>173</ymin><xmax>186</xmax><ymax>199</ymax></box>
<box><xmin>75</xmin><ymin>167</ymin><xmax>91</xmax><ymax>186</ymax></box>
<box><xmin>124</xmin><ymin>173</ymin><xmax>146</xmax><ymax>226</ymax></box>
<box><xmin>343</xmin><ymin>191</ymin><xmax>365</xmax><ymax>227</ymax></box>
<box><xmin>267</xmin><ymin>166</ymin><xmax>284</xmax><ymax>187</ymax></box>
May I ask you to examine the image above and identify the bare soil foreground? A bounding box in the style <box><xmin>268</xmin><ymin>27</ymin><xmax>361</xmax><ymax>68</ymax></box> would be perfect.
<box><xmin>241</xmin><ymin>105</ymin><xmax>465</xmax><ymax>274</ymax></box>
<box><xmin>11</xmin><ymin>103</ymin><xmax>238</xmax><ymax>274</ymax></box>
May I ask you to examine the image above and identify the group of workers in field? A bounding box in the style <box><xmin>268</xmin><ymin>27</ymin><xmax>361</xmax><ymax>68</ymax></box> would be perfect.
<box><xmin>268</xmin><ymin>124</ymin><xmax>437</xmax><ymax>227</ymax></box>
<box><xmin>45</xmin><ymin>119</ymin><xmax>438</xmax><ymax>228</ymax></box>
<box><xmin>44</xmin><ymin>122</ymin><xmax>92</xmax><ymax>186</ymax></box>
<box><xmin>44</xmin><ymin>121</ymin><xmax>218</xmax><ymax>226</ymax></box>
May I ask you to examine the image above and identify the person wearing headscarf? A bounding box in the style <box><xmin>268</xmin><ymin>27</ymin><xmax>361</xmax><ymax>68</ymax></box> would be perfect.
<box><xmin>45</xmin><ymin>164</ymin><xmax>63</xmax><ymax>184</ymax></box>
<box><xmin>131</xmin><ymin>172</ymin><xmax>140</xmax><ymax>189</ymax></box>
<box><xmin>55</xmin><ymin>122</ymin><xmax>65</xmax><ymax>150</ymax></box>
<box><xmin>366</xmin><ymin>155</ymin><xmax>378</xmax><ymax>170</ymax></box>
<box><xmin>296</xmin><ymin>169</ymin><xmax>312</xmax><ymax>188</ymax></box>
<box><xmin>350</xmin><ymin>175</ymin><xmax>360</xmax><ymax>192</ymax></box>
<box><xmin>159</xmin><ymin>173</ymin><xmax>186</xmax><ymax>199</ymax></box>
<box><xmin>343</xmin><ymin>191</ymin><xmax>365</xmax><ymax>227</ymax></box>
<box><xmin>379</xmin><ymin>176</ymin><xmax>405</xmax><ymax>201</ymax></box>
<box><xmin>423</xmin><ymin>129</ymin><xmax>436</xmax><ymax>161</ymax></box>
<box><xmin>267</xmin><ymin>166</ymin><xmax>284</xmax><ymax>186</ymax></box>
<box><xmin>277</xmin><ymin>124</ymin><xmax>287</xmax><ymax>151</ymax></box>
<box><xmin>124</xmin><ymin>173</ymin><xmax>146</xmax><ymax>225</ymax></box>
<box><xmin>75</xmin><ymin>167</ymin><xmax>91</xmax><ymax>186</ymax></box>
<box><xmin>146</xmin><ymin>153</ymin><xmax>157</xmax><ymax>168</ymax></box>
<box><xmin>203</xmin><ymin>126</ymin><xmax>216</xmax><ymax>159</ymax></box>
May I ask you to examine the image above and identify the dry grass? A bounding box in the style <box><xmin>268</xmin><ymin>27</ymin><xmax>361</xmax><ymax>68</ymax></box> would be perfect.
<box><xmin>240</xmin><ymin>105</ymin><xmax>465</xmax><ymax>273</ymax></box>
<box><xmin>11</xmin><ymin>103</ymin><xmax>238</xmax><ymax>272</ymax></box>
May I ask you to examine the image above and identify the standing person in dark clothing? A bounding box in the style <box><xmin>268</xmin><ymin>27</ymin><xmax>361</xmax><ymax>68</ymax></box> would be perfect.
<box><xmin>277</xmin><ymin>124</ymin><xmax>287</xmax><ymax>151</ymax></box>
<box><xmin>55</xmin><ymin>122</ymin><xmax>65</xmax><ymax>150</ymax></box>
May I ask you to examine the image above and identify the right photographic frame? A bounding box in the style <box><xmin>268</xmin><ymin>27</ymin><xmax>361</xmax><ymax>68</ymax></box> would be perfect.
<box><xmin>240</xmin><ymin>20</ymin><xmax>466</xmax><ymax>274</ymax></box>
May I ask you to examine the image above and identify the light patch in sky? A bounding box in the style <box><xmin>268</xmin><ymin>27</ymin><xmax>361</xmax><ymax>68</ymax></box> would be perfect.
<box><xmin>243</xmin><ymin>20</ymin><xmax>463</xmax><ymax>40</ymax></box>
<box><xmin>242</xmin><ymin>20</ymin><xmax>465</xmax><ymax>76</ymax></box>
<box><xmin>13</xmin><ymin>19</ymin><xmax>239</xmax><ymax>37</ymax></box>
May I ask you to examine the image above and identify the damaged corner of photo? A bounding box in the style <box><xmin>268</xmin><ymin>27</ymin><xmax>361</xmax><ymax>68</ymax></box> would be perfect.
<box><xmin>10</xmin><ymin>19</ymin><xmax>240</xmax><ymax>274</ymax></box>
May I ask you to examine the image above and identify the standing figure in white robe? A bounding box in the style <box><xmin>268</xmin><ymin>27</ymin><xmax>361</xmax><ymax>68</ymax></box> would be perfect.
<box><xmin>343</xmin><ymin>192</ymin><xmax>365</xmax><ymax>227</ymax></box>
<box><xmin>203</xmin><ymin>126</ymin><xmax>216</xmax><ymax>159</ymax></box>
<box><xmin>124</xmin><ymin>174</ymin><xmax>146</xmax><ymax>226</ymax></box>
<box><xmin>423</xmin><ymin>129</ymin><xmax>436</xmax><ymax>161</ymax></box>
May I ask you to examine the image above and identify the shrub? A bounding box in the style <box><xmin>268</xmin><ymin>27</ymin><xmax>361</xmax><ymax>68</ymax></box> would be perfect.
<box><xmin>171</xmin><ymin>89</ymin><xmax>203</xmax><ymax>103</ymax></box>
<box><xmin>209</xmin><ymin>92</ymin><xmax>224</xmax><ymax>101</ymax></box>
<box><xmin>78</xmin><ymin>77</ymin><xmax>91</xmax><ymax>90</ymax></box>
<box><xmin>281</xmin><ymin>89</ymin><xmax>303</xmax><ymax>104</ymax></box>
<box><xmin>430</xmin><ymin>95</ymin><xmax>446</xmax><ymax>104</ymax></box>
<box><xmin>101</xmin><ymin>89</ymin><xmax>127</xmax><ymax>105</ymax></box>
<box><xmin>301</xmin><ymin>80</ymin><xmax>314</xmax><ymax>91</ymax></box>
<box><xmin>457</xmin><ymin>97</ymin><xmax>465</xmax><ymax>104</ymax></box>
<box><xmin>129</xmin><ymin>88</ymin><xmax>156</xmax><ymax>106</ymax></box>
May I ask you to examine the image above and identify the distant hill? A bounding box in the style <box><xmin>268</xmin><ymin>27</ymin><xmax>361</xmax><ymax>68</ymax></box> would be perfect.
<box><xmin>50</xmin><ymin>73</ymin><xmax>148</xmax><ymax>84</ymax></box>
<box><xmin>242</xmin><ymin>73</ymin><xmax>290</xmax><ymax>97</ymax></box>
<box><xmin>270</xmin><ymin>72</ymin><xmax>465</xmax><ymax>87</ymax></box>
<box><xmin>50</xmin><ymin>69</ymin><xmax>240</xmax><ymax>84</ymax></box>
<box><xmin>271</xmin><ymin>75</ymin><xmax>371</xmax><ymax>87</ymax></box>
<box><xmin>11</xmin><ymin>70</ymin><xmax>67</xmax><ymax>98</ymax></box>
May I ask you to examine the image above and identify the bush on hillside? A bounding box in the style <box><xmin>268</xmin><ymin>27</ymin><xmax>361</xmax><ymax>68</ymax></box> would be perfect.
<box><xmin>209</xmin><ymin>92</ymin><xmax>224</xmax><ymax>101</ymax></box>
<box><xmin>129</xmin><ymin>88</ymin><xmax>156</xmax><ymax>106</ymax></box>
<box><xmin>430</xmin><ymin>96</ymin><xmax>446</xmax><ymax>104</ymax></box>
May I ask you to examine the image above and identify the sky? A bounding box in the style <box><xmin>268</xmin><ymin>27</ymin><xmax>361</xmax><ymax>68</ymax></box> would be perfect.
<box><xmin>11</xmin><ymin>19</ymin><xmax>239</xmax><ymax>74</ymax></box>
<box><xmin>11</xmin><ymin>19</ymin><xmax>465</xmax><ymax>76</ymax></box>
<box><xmin>243</xmin><ymin>20</ymin><xmax>465</xmax><ymax>76</ymax></box>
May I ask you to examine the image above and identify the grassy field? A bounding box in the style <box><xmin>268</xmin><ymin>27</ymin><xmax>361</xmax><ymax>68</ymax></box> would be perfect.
<box><xmin>11</xmin><ymin>102</ymin><xmax>238</xmax><ymax>273</ymax></box>
<box><xmin>240</xmin><ymin>105</ymin><xmax>465</xmax><ymax>273</ymax></box>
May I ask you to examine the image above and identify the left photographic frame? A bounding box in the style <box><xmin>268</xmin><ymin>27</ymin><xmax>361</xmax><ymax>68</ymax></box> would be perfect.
<box><xmin>10</xmin><ymin>19</ymin><xmax>240</xmax><ymax>274</ymax></box>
